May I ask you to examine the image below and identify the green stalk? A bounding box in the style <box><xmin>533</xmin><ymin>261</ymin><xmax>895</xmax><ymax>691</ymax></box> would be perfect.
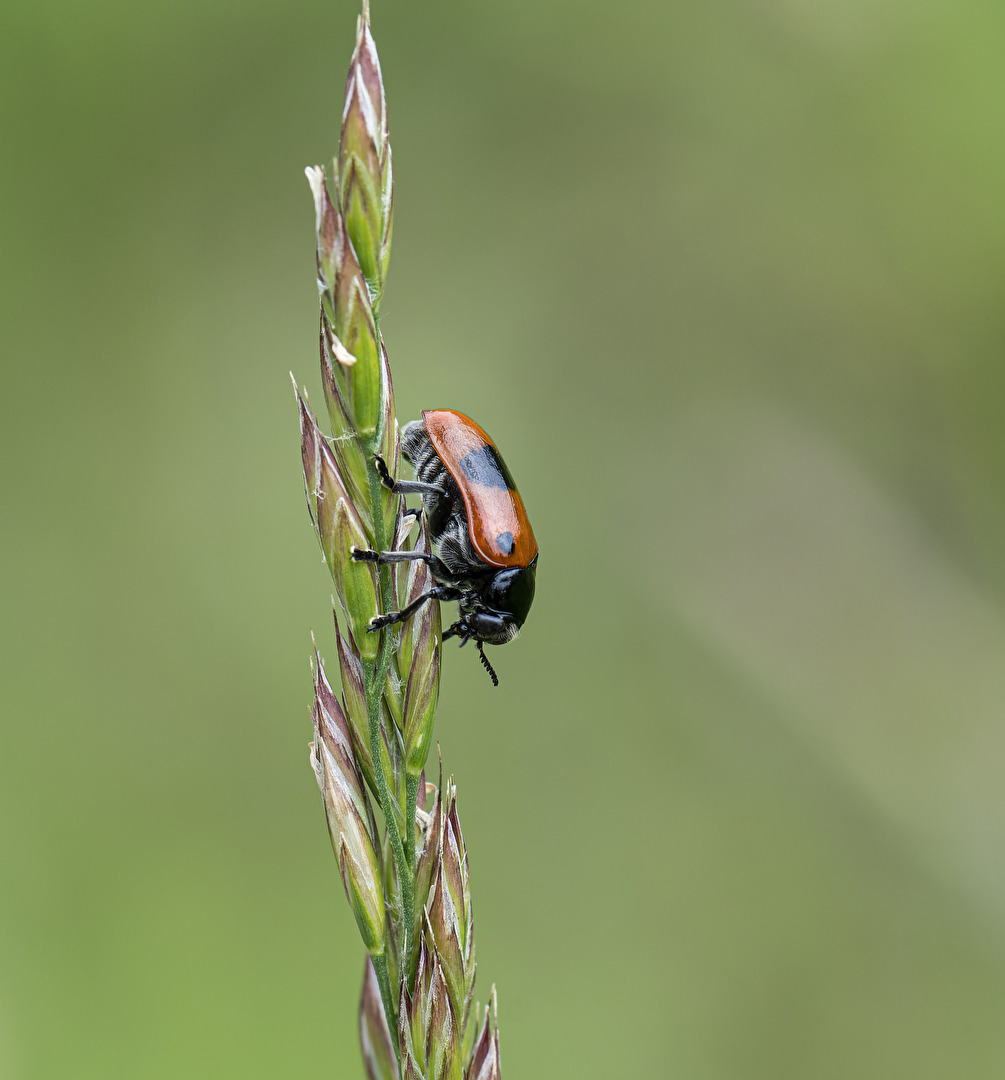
<box><xmin>364</xmin><ymin>420</ymin><xmax>415</xmax><ymax>971</ymax></box>
<box><xmin>404</xmin><ymin>773</ymin><xmax>421</xmax><ymax>873</ymax></box>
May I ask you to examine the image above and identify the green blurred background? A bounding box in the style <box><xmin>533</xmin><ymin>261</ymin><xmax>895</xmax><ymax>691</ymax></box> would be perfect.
<box><xmin>3</xmin><ymin>0</ymin><xmax>1005</xmax><ymax>1076</ymax></box>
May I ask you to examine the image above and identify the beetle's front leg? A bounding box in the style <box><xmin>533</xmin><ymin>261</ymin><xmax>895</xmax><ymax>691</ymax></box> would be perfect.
<box><xmin>374</xmin><ymin>454</ymin><xmax>447</xmax><ymax>498</ymax></box>
<box><xmin>350</xmin><ymin>546</ymin><xmax>452</xmax><ymax>581</ymax></box>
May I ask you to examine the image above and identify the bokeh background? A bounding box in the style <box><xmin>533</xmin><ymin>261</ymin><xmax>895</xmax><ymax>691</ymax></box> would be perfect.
<box><xmin>3</xmin><ymin>0</ymin><xmax>1005</xmax><ymax>1076</ymax></box>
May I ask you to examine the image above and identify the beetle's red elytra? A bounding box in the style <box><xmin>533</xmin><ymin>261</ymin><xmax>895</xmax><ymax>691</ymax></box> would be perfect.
<box><xmin>422</xmin><ymin>409</ymin><xmax>538</xmax><ymax>569</ymax></box>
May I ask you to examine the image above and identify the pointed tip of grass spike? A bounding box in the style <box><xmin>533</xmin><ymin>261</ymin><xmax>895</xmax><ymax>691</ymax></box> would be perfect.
<box><xmin>465</xmin><ymin>986</ymin><xmax>501</xmax><ymax>1080</ymax></box>
<box><xmin>294</xmin><ymin>380</ymin><xmax>314</xmax><ymax>436</ymax></box>
<box><xmin>353</xmin><ymin>3</ymin><xmax>383</xmax><ymax>124</ymax></box>
<box><xmin>313</xmin><ymin>655</ymin><xmax>365</xmax><ymax>802</ymax></box>
<box><xmin>297</xmin><ymin>385</ymin><xmax>321</xmax><ymax>529</ymax></box>
<box><xmin>341</xmin><ymin>1</ymin><xmax>389</xmax><ymax>303</ymax></box>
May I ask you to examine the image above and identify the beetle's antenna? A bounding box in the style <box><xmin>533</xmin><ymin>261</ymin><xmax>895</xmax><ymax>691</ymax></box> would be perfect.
<box><xmin>477</xmin><ymin>642</ymin><xmax>499</xmax><ymax>687</ymax></box>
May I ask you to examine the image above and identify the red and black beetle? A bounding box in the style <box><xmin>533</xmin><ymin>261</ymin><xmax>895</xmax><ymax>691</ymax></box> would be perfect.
<box><xmin>352</xmin><ymin>410</ymin><xmax>538</xmax><ymax>685</ymax></box>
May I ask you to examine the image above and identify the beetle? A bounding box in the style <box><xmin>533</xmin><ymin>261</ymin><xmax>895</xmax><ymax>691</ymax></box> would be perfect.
<box><xmin>351</xmin><ymin>409</ymin><xmax>538</xmax><ymax>685</ymax></box>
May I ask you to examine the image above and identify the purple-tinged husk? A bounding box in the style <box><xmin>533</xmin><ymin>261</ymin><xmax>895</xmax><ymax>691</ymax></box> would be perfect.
<box><xmin>360</xmin><ymin>956</ymin><xmax>398</xmax><ymax>1080</ymax></box>
<box><xmin>311</xmin><ymin>660</ymin><xmax>385</xmax><ymax>956</ymax></box>
<box><xmin>464</xmin><ymin>990</ymin><xmax>502</xmax><ymax>1080</ymax></box>
<box><xmin>338</xmin><ymin>5</ymin><xmax>393</xmax><ymax>301</ymax></box>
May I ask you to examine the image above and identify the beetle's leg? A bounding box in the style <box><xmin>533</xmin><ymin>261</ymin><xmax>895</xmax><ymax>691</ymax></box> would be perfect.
<box><xmin>351</xmin><ymin>547</ymin><xmax>426</xmax><ymax>564</ymax></box>
<box><xmin>374</xmin><ymin>454</ymin><xmax>448</xmax><ymax>498</ymax></box>
<box><xmin>442</xmin><ymin>619</ymin><xmax>469</xmax><ymax>641</ymax></box>
<box><xmin>350</xmin><ymin>547</ymin><xmax>453</xmax><ymax>580</ymax></box>
<box><xmin>367</xmin><ymin>584</ymin><xmax>462</xmax><ymax>631</ymax></box>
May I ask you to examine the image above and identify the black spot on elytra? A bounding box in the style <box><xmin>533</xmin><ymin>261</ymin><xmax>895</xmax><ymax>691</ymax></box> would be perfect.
<box><xmin>458</xmin><ymin>444</ymin><xmax>517</xmax><ymax>491</ymax></box>
<box><xmin>496</xmin><ymin>531</ymin><xmax>514</xmax><ymax>555</ymax></box>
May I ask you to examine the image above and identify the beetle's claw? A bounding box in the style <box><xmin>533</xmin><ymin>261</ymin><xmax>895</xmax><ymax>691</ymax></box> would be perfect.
<box><xmin>373</xmin><ymin>454</ymin><xmax>396</xmax><ymax>490</ymax></box>
<box><xmin>351</xmin><ymin>547</ymin><xmax>380</xmax><ymax>562</ymax></box>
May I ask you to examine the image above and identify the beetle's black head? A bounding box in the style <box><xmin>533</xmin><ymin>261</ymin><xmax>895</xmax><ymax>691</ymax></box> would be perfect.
<box><xmin>451</xmin><ymin>559</ymin><xmax>537</xmax><ymax>647</ymax></box>
<box><xmin>486</xmin><ymin>562</ymin><xmax>536</xmax><ymax>627</ymax></box>
<box><xmin>444</xmin><ymin>558</ymin><xmax>537</xmax><ymax>684</ymax></box>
